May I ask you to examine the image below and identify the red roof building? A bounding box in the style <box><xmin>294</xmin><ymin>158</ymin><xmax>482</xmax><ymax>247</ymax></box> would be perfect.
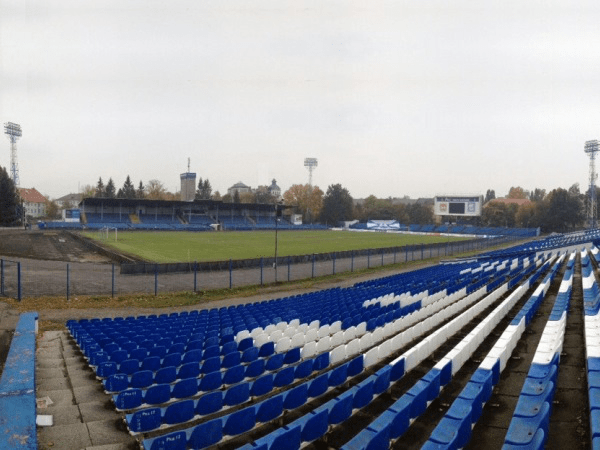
<box><xmin>18</xmin><ymin>187</ymin><xmax>47</xmax><ymax>218</ymax></box>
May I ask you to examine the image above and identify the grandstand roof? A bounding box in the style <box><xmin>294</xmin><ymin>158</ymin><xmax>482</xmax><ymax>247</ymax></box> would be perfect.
<box><xmin>80</xmin><ymin>197</ymin><xmax>278</xmax><ymax>212</ymax></box>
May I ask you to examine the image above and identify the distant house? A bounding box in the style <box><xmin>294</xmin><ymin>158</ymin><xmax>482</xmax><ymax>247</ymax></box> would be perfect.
<box><xmin>227</xmin><ymin>182</ymin><xmax>252</xmax><ymax>197</ymax></box>
<box><xmin>55</xmin><ymin>193</ymin><xmax>83</xmax><ymax>209</ymax></box>
<box><xmin>19</xmin><ymin>187</ymin><xmax>47</xmax><ymax>218</ymax></box>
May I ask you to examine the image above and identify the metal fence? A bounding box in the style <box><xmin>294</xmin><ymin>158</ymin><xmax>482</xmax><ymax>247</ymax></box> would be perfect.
<box><xmin>0</xmin><ymin>236</ymin><xmax>518</xmax><ymax>299</ymax></box>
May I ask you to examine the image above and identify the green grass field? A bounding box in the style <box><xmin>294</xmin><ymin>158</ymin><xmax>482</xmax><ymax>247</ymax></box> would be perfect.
<box><xmin>85</xmin><ymin>230</ymin><xmax>467</xmax><ymax>263</ymax></box>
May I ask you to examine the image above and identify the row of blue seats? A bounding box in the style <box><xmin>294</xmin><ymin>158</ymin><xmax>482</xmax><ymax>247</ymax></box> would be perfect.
<box><xmin>242</xmin><ymin>257</ymin><xmax>549</xmax><ymax>450</ymax></box>
<box><xmin>419</xmin><ymin>252</ymin><xmax>566</xmax><ymax>449</ymax></box>
<box><xmin>107</xmin><ymin>346</ymin><xmax>309</xmax><ymax>404</ymax></box>
<box><xmin>128</xmin><ymin>352</ymin><xmax>340</xmax><ymax>434</ymax></box>
<box><xmin>141</xmin><ymin>353</ymin><xmax>369</xmax><ymax>447</ymax></box>
<box><xmin>502</xmin><ymin>252</ymin><xmax>575</xmax><ymax>448</ymax></box>
<box><xmin>345</xmin><ymin>253</ymin><xmax>559</xmax><ymax>450</ymax></box>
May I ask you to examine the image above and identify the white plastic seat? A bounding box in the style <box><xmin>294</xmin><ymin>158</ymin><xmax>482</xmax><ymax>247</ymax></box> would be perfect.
<box><xmin>301</xmin><ymin>341</ymin><xmax>317</xmax><ymax>359</ymax></box>
<box><xmin>355</xmin><ymin>322</ymin><xmax>367</xmax><ymax>337</ymax></box>
<box><xmin>235</xmin><ymin>330</ymin><xmax>250</xmax><ymax>342</ymax></box>
<box><xmin>284</xmin><ymin>327</ymin><xmax>296</xmax><ymax>338</ymax></box>
<box><xmin>270</xmin><ymin>330</ymin><xmax>283</xmax><ymax>343</ymax></box>
<box><xmin>343</xmin><ymin>327</ymin><xmax>356</xmax><ymax>342</ymax></box>
<box><xmin>276</xmin><ymin>336</ymin><xmax>292</xmax><ymax>353</ymax></box>
<box><xmin>250</xmin><ymin>327</ymin><xmax>264</xmax><ymax>339</ymax></box>
<box><xmin>309</xmin><ymin>320</ymin><xmax>320</xmax><ymax>330</ymax></box>
<box><xmin>276</xmin><ymin>321</ymin><xmax>288</xmax><ymax>331</ymax></box>
<box><xmin>291</xmin><ymin>332</ymin><xmax>305</xmax><ymax>348</ymax></box>
<box><xmin>254</xmin><ymin>333</ymin><xmax>270</xmax><ymax>348</ymax></box>
<box><xmin>371</xmin><ymin>327</ymin><xmax>384</xmax><ymax>345</ymax></box>
<box><xmin>316</xmin><ymin>336</ymin><xmax>331</xmax><ymax>354</ymax></box>
<box><xmin>391</xmin><ymin>334</ymin><xmax>404</xmax><ymax>352</ymax></box>
<box><xmin>318</xmin><ymin>325</ymin><xmax>330</xmax><ymax>339</ymax></box>
<box><xmin>305</xmin><ymin>328</ymin><xmax>318</xmax><ymax>343</ymax></box>
<box><xmin>330</xmin><ymin>345</ymin><xmax>347</xmax><ymax>365</ymax></box>
<box><xmin>364</xmin><ymin>347</ymin><xmax>379</xmax><ymax>367</ymax></box>
<box><xmin>359</xmin><ymin>333</ymin><xmax>373</xmax><ymax>352</ymax></box>
<box><xmin>378</xmin><ymin>340</ymin><xmax>392</xmax><ymax>359</ymax></box>
<box><xmin>345</xmin><ymin>338</ymin><xmax>361</xmax><ymax>357</ymax></box>
<box><xmin>264</xmin><ymin>324</ymin><xmax>276</xmax><ymax>335</ymax></box>
<box><xmin>329</xmin><ymin>321</ymin><xmax>342</xmax><ymax>335</ymax></box>
<box><xmin>330</xmin><ymin>331</ymin><xmax>344</xmax><ymax>348</ymax></box>
<box><xmin>289</xmin><ymin>319</ymin><xmax>300</xmax><ymax>328</ymax></box>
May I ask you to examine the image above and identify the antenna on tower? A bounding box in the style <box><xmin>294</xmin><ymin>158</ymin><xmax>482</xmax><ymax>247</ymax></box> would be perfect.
<box><xmin>187</xmin><ymin>157</ymin><xmax>191</xmax><ymax>173</ymax></box>
<box><xmin>585</xmin><ymin>139</ymin><xmax>599</xmax><ymax>229</ymax></box>
<box><xmin>304</xmin><ymin>158</ymin><xmax>318</xmax><ymax>187</ymax></box>
<box><xmin>4</xmin><ymin>122</ymin><xmax>22</xmax><ymax>187</ymax></box>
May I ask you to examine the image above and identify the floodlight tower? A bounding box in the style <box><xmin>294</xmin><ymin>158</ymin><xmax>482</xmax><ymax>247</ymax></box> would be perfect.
<box><xmin>304</xmin><ymin>157</ymin><xmax>318</xmax><ymax>186</ymax></box>
<box><xmin>585</xmin><ymin>139</ymin><xmax>600</xmax><ymax>229</ymax></box>
<box><xmin>4</xmin><ymin>122</ymin><xmax>22</xmax><ymax>187</ymax></box>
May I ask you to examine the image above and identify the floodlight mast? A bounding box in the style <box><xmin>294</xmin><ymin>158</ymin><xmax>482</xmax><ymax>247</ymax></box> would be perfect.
<box><xmin>585</xmin><ymin>139</ymin><xmax>599</xmax><ymax>229</ymax></box>
<box><xmin>304</xmin><ymin>157</ymin><xmax>318</xmax><ymax>187</ymax></box>
<box><xmin>4</xmin><ymin>122</ymin><xmax>22</xmax><ymax>187</ymax></box>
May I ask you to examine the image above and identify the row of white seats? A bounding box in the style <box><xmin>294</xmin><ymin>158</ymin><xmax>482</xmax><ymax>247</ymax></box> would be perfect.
<box><xmin>480</xmin><ymin>254</ymin><xmax>563</xmax><ymax>375</ymax></box>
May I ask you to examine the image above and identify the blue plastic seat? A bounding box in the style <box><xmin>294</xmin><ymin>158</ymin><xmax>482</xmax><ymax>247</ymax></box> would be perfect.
<box><xmin>284</xmin><ymin>347</ymin><xmax>301</xmax><ymax>365</ymax></box>
<box><xmin>238</xmin><ymin>337</ymin><xmax>254</xmax><ymax>352</ymax></box>
<box><xmin>284</xmin><ymin>384</ymin><xmax>308</xmax><ymax>410</ymax></box>
<box><xmin>257</xmin><ymin>394</ymin><xmax>283</xmax><ymax>423</ymax></box>
<box><xmin>242</xmin><ymin>346</ymin><xmax>259</xmax><ymax>363</ymax></box>
<box><xmin>127</xmin><ymin>407</ymin><xmax>162</xmax><ymax>432</ymax></box>
<box><xmin>168</xmin><ymin>343</ymin><xmax>186</xmax><ymax>355</ymax></box>
<box><xmin>204</xmin><ymin>336</ymin><xmax>219</xmax><ymax>348</ymax></box>
<box><xmin>224</xmin><ymin>382</ymin><xmax>250</xmax><ymax>406</ymax></box>
<box><xmin>373</xmin><ymin>366</ymin><xmax>391</xmax><ymax>394</ymax></box>
<box><xmin>329</xmin><ymin>363</ymin><xmax>348</xmax><ymax>388</ymax></box>
<box><xmin>329</xmin><ymin>391</ymin><xmax>354</xmax><ymax>425</ymax></box>
<box><xmin>119</xmin><ymin>359</ymin><xmax>140</xmax><ymax>376</ymax></box>
<box><xmin>195</xmin><ymin>390</ymin><xmax>223</xmax><ymax>416</ymax></box>
<box><xmin>245</xmin><ymin>359</ymin><xmax>266</xmax><ymax>379</ymax></box>
<box><xmin>129</xmin><ymin>347</ymin><xmax>148</xmax><ymax>361</ymax></box>
<box><xmin>222</xmin><ymin>351</ymin><xmax>241</xmax><ymax>369</ymax></box>
<box><xmin>266</xmin><ymin>353</ymin><xmax>285</xmax><ymax>371</ymax></box>
<box><xmin>223</xmin><ymin>364</ymin><xmax>245</xmax><ymax>385</ymax></box>
<box><xmin>110</xmin><ymin>349</ymin><xmax>129</xmax><ymax>364</ymax></box>
<box><xmin>353</xmin><ymin>378</ymin><xmax>374</xmax><ymax>409</ymax></box>
<box><xmin>104</xmin><ymin>373</ymin><xmax>129</xmax><ymax>392</ymax></box>
<box><xmin>177</xmin><ymin>362</ymin><xmax>200</xmax><ymax>380</ymax></box>
<box><xmin>274</xmin><ymin>366</ymin><xmax>295</xmax><ymax>388</ymax></box>
<box><xmin>141</xmin><ymin>356</ymin><xmax>161</xmax><ymax>372</ymax></box>
<box><xmin>299</xmin><ymin>409</ymin><xmax>329</xmax><ymax>443</ymax></box>
<box><xmin>199</xmin><ymin>371</ymin><xmax>222</xmax><ymax>392</ymax></box>
<box><xmin>114</xmin><ymin>388</ymin><xmax>143</xmax><ymax>410</ymax></box>
<box><xmin>172</xmin><ymin>378</ymin><xmax>199</xmax><ymax>399</ymax></box>
<box><xmin>256</xmin><ymin>424</ymin><xmax>302</xmax><ymax>450</ymax></box>
<box><xmin>164</xmin><ymin>399</ymin><xmax>195</xmax><ymax>425</ymax></box>
<box><xmin>426</xmin><ymin>415</ymin><xmax>472</xmax><ymax>449</ymax></box>
<box><xmin>182</xmin><ymin>349</ymin><xmax>203</xmax><ymax>364</ymax></box>
<box><xmin>221</xmin><ymin>341</ymin><xmax>238</xmax><ymax>355</ymax></box>
<box><xmin>223</xmin><ymin>406</ymin><xmax>256</xmax><ymax>436</ymax></box>
<box><xmin>314</xmin><ymin>352</ymin><xmax>330</xmax><ymax>371</ymax></box>
<box><xmin>308</xmin><ymin>373</ymin><xmax>329</xmax><ymax>398</ymax></box>
<box><xmin>202</xmin><ymin>356</ymin><xmax>221</xmax><ymax>374</ymax></box>
<box><xmin>259</xmin><ymin>341</ymin><xmax>275</xmax><ymax>357</ymax></box>
<box><xmin>154</xmin><ymin>366</ymin><xmax>177</xmax><ymax>384</ymax></box>
<box><xmin>295</xmin><ymin>359</ymin><xmax>314</xmax><ymax>380</ymax></box>
<box><xmin>130</xmin><ymin>370</ymin><xmax>153</xmax><ymax>389</ymax></box>
<box><xmin>149</xmin><ymin>346</ymin><xmax>167</xmax><ymax>359</ymax></box>
<box><xmin>144</xmin><ymin>384</ymin><xmax>171</xmax><ymax>405</ymax></box>
<box><xmin>250</xmin><ymin>374</ymin><xmax>274</xmax><ymax>397</ymax></box>
<box><xmin>185</xmin><ymin>340</ymin><xmax>204</xmax><ymax>352</ymax></box>
<box><xmin>188</xmin><ymin>418</ymin><xmax>223</xmax><ymax>449</ymax></box>
<box><xmin>162</xmin><ymin>352</ymin><xmax>182</xmax><ymax>368</ymax></box>
<box><xmin>203</xmin><ymin>345</ymin><xmax>220</xmax><ymax>359</ymax></box>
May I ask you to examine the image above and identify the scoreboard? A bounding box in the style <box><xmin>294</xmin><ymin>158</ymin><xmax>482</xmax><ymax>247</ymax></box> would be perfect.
<box><xmin>434</xmin><ymin>195</ymin><xmax>483</xmax><ymax>217</ymax></box>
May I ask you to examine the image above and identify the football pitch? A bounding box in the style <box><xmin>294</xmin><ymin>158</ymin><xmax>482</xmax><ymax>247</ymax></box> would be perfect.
<box><xmin>85</xmin><ymin>230</ymin><xmax>467</xmax><ymax>263</ymax></box>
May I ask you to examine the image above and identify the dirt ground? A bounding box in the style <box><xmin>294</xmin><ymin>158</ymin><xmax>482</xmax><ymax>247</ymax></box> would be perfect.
<box><xmin>0</xmin><ymin>228</ymin><xmax>113</xmax><ymax>263</ymax></box>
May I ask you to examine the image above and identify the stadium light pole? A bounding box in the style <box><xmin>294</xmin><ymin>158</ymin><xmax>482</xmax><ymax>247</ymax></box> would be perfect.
<box><xmin>585</xmin><ymin>140</ymin><xmax>600</xmax><ymax>229</ymax></box>
<box><xmin>4</xmin><ymin>122</ymin><xmax>22</xmax><ymax>187</ymax></box>
<box><xmin>304</xmin><ymin>158</ymin><xmax>318</xmax><ymax>187</ymax></box>
<box><xmin>274</xmin><ymin>200</ymin><xmax>284</xmax><ymax>282</ymax></box>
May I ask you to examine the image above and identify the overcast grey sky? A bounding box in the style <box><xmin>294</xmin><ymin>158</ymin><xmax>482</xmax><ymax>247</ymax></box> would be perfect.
<box><xmin>1</xmin><ymin>1</ymin><xmax>599</xmax><ymax>200</ymax></box>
